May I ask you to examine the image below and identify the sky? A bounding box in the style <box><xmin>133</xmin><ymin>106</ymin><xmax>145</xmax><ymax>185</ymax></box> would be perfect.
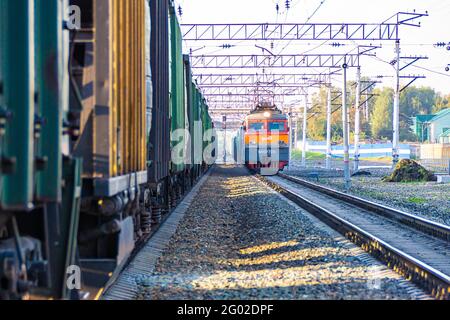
<box><xmin>174</xmin><ymin>0</ymin><xmax>450</xmax><ymax>97</ymax></box>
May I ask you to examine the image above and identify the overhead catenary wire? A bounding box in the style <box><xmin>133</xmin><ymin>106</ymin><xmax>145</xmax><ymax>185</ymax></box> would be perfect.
<box><xmin>275</xmin><ymin>0</ymin><xmax>327</xmax><ymax>57</ymax></box>
<box><xmin>182</xmin><ymin>1</ymin><xmax>446</xmax><ymax>123</ymax></box>
<box><xmin>367</xmin><ymin>54</ymin><xmax>450</xmax><ymax>78</ymax></box>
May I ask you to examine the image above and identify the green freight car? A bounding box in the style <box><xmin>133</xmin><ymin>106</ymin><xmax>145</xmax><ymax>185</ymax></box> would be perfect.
<box><xmin>183</xmin><ymin>55</ymin><xmax>197</xmax><ymax>183</ymax></box>
<box><xmin>192</xmin><ymin>84</ymin><xmax>204</xmax><ymax>178</ymax></box>
<box><xmin>169</xmin><ymin>3</ymin><xmax>186</xmax><ymax>174</ymax></box>
<box><xmin>201</xmin><ymin>97</ymin><xmax>215</xmax><ymax>168</ymax></box>
<box><xmin>0</xmin><ymin>0</ymin><xmax>216</xmax><ymax>300</ymax></box>
<box><xmin>183</xmin><ymin>55</ymin><xmax>217</xmax><ymax>184</ymax></box>
<box><xmin>0</xmin><ymin>0</ymin><xmax>81</xmax><ymax>299</ymax></box>
<box><xmin>169</xmin><ymin>3</ymin><xmax>216</xmax><ymax>193</ymax></box>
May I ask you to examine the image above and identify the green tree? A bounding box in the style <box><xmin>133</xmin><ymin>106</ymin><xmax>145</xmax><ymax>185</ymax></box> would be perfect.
<box><xmin>371</xmin><ymin>87</ymin><xmax>393</xmax><ymax>139</ymax></box>
<box><xmin>400</xmin><ymin>86</ymin><xmax>436</xmax><ymax>117</ymax></box>
<box><xmin>399</xmin><ymin>86</ymin><xmax>437</xmax><ymax>141</ymax></box>
<box><xmin>299</xmin><ymin>84</ymin><xmax>449</xmax><ymax>143</ymax></box>
<box><xmin>305</xmin><ymin>89</ymin><xmax>328</xmax><ymax>141</ymax></box>
<box><xmin>305</xmin><ymin>86</ymin><xmax>350</xmax><ymax>143</ymax></box>
<box><xmin>433</xmin><ymin>93</ymin><xmax>450</xmax><ymax>113</ymax></box>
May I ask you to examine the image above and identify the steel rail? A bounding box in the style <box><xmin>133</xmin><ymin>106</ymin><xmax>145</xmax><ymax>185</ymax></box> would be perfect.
<box><xmin>99</xmin><ymin>170</ymin><xmax>213</xmax><ymax>300</ymax></box>
<box><xmin>257</xmin><ymin>174</ymin><xmax>450</xmax><ymax>300</ymax></box>
<box><xmin>278</xmin><ymin>173</ymin><xmax>450</xmax><ymax>242</ymax></box>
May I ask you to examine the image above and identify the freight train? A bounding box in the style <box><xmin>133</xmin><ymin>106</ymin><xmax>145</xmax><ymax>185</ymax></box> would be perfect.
<box><xmin>0</xmin><ymin>0</ymin><xmax>215</xmax><ymax>299</ymax></box>
<box><xmin>233</xmin><ymin>103</ymin><xmax>289</xmax><ymax>175</ymax></box>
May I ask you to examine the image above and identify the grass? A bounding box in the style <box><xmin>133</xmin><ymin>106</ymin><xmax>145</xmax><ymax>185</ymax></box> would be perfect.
<box><xmin>291</xmin><ymin>151</ymin><xmax>392</xmax><ymax>163</ymax></box>
<box><xmin>359</xmin><ymin>156</ymin><xmax>392</xmax><ymax>163</ymax></box>
<box><xmin>407</xmin><ymin>197</ymin><xmax>427</xmax><ymax>204</ymax></box>
<box><xmin>291</xmin><ymin>150</ymin><xmax>326</xmax><ymax>160</ymax></box>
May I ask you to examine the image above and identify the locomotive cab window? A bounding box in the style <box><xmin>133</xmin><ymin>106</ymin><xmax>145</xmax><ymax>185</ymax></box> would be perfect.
<box><xmin>248</xmin><ymin>122</ymin><xmax>265</xmax><ymax>131</ymax></box>
<box><xmin>268</xmin><ymin>122</ymin><xmax>286</xmax><ymax>132</ymax></box>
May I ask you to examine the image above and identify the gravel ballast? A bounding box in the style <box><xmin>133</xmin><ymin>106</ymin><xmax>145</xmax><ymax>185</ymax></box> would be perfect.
<box><xmin>287</xmin><ymin>161</ymin><xmax>450</xmax><ymax>226</ymax></box>
<box><xmin>136</xmin><ymin>165</ymin><xmax>426</xmax><ymax>300</ymax></box>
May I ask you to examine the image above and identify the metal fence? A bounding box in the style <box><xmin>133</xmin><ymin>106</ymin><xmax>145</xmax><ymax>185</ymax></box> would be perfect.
<box><xmin>291</xmin><ymin>158</ymin><xmax>450</xmax><ymax>174</ymax></box>
<box><xmin>289</xmin><ymin>158</ymin><xmax>393</xmax><ymax>170</ymax></box>
<box><xmin>418</xmin><ymin>159</ymin><xmax>450</xmax><ymax>174</ymax></box>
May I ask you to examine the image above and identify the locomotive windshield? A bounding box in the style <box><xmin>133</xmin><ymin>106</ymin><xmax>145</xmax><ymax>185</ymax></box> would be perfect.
<box><xmin>268</xmin><ymin>122</ymin><xmax>286</xmax><ymax>132</ymax></box>
<box><xmin>248</xmin><ymin>122</ymin><xmax>265</xmax><ymax>131</ymax></box>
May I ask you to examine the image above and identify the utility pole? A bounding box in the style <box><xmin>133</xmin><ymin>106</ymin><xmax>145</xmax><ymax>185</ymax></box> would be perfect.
<box><xmin>288</xmin><ymin>105</ymin><xmax>293</xmax><ymax>170</ymax></box>
<box><xmin>347</xmin><ymin>107</ymin><xmax>351</xmax><ymax>150</ymax></box>
<box><xmin>223</xmin><ymin>115</ymin><xmax>227</xmax><ymax>164</ymax></box>
<box><xmin>302</xmin><ymin>93</ymin><xmax>308</xmax><ymax>167</ymax></box>
<box><xmin>354</xmin><ymin>67</ymin><xmax>361</xmax><ymax>172</ymax></box>
<box><xmin>342</xmin><ymin>62</ymin><xmax>351</xmax><ymax>190</ymax></box>
<box><xmin>392</xmin><ymin>40</ymin><xmax>401</xmax><ymax>168</ymax></box>
<box><xmin>294</xmin><ymin>121</ymin><xmax>298</xmax><ymax>151</ymax></box>
<box><xmin>326</xmin><ymin>86</ymin><xmax>332</xmax><ymax>170</ymax></box>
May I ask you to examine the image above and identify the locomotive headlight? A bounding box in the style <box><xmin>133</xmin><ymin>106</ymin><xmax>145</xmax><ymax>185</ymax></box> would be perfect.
<box><xmin>263</xmin><ymin>112</ymin><xmax>271</xmax><ymax>118</ymax></box>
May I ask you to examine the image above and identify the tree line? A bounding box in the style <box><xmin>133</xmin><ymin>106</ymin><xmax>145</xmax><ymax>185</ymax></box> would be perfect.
<box><xmin>300</xmin><ymin>85</ymin><xmax>450</xmax><ymax>143</ymax></box>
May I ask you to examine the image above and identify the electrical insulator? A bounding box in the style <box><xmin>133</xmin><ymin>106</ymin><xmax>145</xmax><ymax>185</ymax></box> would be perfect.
<box><xmin>276</xmin><ymin>4</ymin><xmax>280</xmax><ymax>13</ymax></box>
<box><xmin>178</xmin><ymin>6</ymin><xmax>183</xmax><ymax>16</ymax></box>
<box><xmin>285</xmin><ymin>0</ymin><xmax>290</xmax><ymax>10</ymax></box>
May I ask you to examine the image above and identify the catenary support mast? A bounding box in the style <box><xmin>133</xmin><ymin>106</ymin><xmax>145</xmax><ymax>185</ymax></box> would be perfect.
<box><xmin>342</xmin><ymin>62</ymin><xmax>351</xmax><ymax>190</ymax></box>
<box><xmin>354</xmin><ymin>66</ymin><xmax>361</xmax><ymax>171</ymax></box>
<box><xmin>392</xmin><ymin>40</ymin><xmax>401</xmax><ymax>167</ymax></box>
<box><xmin>302</xmin><ymin>92</ymin><xmax>308</xmax><ymax>167</ymax></box>
<box><xmin>326</xmin><ymin>85</ymin><xmax>333</xmax><ymax>170</ymax></box>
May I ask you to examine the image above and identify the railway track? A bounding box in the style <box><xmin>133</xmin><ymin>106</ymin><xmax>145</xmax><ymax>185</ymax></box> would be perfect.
<box><xmin>258</xmin><ymin>173</ymin><xmax>450</xmax><ymax>300</ymax></box>
<box><xmin>100</xmin><ymin>171</ymin><xmax>212</xmax><ymax>300</ymax></box>
<box><xmin>101</xmin><ymin>166</ymin><xmax>430</xmax><ymax>300</ymax></box>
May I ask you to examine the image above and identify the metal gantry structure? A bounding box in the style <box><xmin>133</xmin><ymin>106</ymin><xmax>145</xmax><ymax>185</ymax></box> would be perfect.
<box><xmin>190</xmin><ymin>53</ymin><xmax>360</xmax><ymax>69</ymax></box>
<box><xmin>182</xmin><ymin>20</ymin><xmax>409</xmax><ymax>41</ymax></box>
<box><xmin>182</xmin><ymin>11</ymin><xmax>429</xmax><ymax>184</ymax></box>
<box><xmin>194</xmin><ymin>72</ymin><xmax>336</xmax><ymax>86</ymax></box>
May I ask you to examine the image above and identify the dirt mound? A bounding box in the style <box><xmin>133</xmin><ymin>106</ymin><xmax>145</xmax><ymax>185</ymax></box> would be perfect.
<box><xmin>382</xmin><ymin>159</ymin><xmax>436</xmax><ymax>182</ymax></box>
